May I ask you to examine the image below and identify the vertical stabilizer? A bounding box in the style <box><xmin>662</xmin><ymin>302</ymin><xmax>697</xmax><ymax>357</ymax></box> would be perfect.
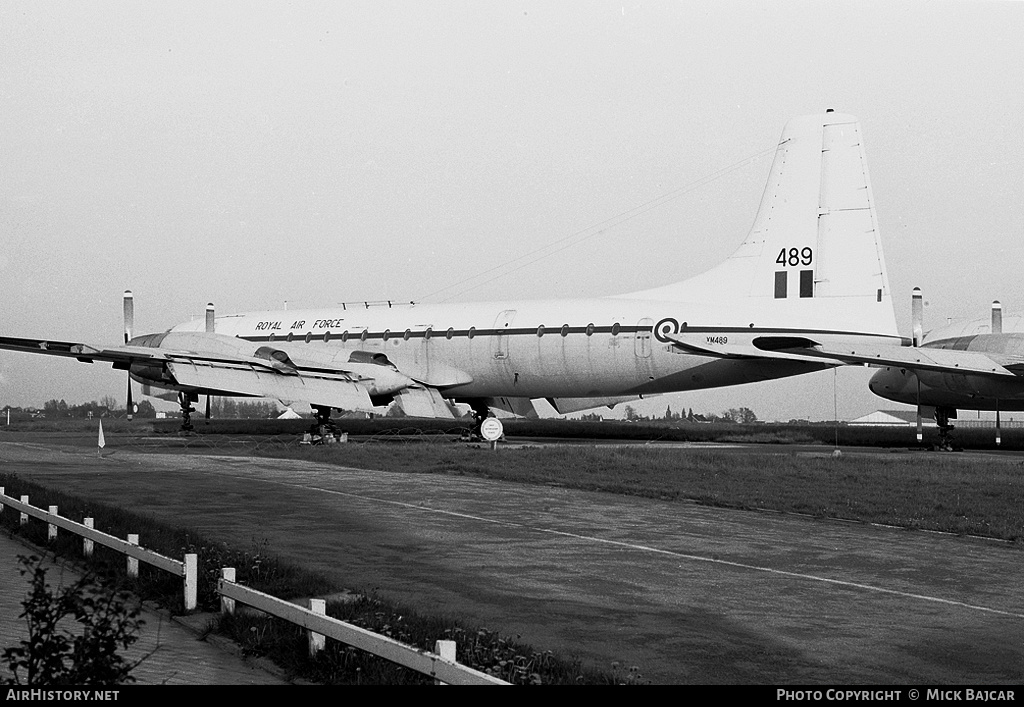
<box><xmin>618</xmin><ymin>112</ymin><xmax>898</xmax><ymax>337</ymax></box>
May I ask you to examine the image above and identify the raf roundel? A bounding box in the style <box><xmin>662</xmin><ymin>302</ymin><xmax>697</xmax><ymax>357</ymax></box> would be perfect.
<box><xmin>654</xmin><ymin>317</ymin><xmax>680</xmax><ymax>344</ymax></box>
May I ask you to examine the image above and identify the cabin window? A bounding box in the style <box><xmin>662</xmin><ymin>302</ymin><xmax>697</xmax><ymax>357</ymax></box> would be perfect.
<box><xmin>268</xmin><ymin>333</ymin><xmax>276</xmax><ymax>342</ymax></box>
<box><xmin>537</xmin><ymin>325</ymin><xmax>545</xmax><ymax>337</ymax></box>
<box><xmin>611</xmin><ymin>323</ymin><xmax>621</xmax><ymax>336</ymax></box>
<box><xmin>304</xmin><ymin>332</ymin><xmax>312</xmax><ymax>344</ymax></box>
<box><xmin>383</xmin><ymin>329</ymin><xmax>390</xmax><ymax>341</ymax></box>
<box><xmin>586</xmin><ymin>323</ymin><xmax>595</xmax><ymax>336</ymax></box>
<box><xmin>560</xmin><ymin>324</ymin><xmax>569</xmax><ymax>337</ymax></box>
<box><xmin>446</xmin><ymin>327</ymin><xmax>454</xmax><ymax>340</ymax></box>
<box><xmin>323</xmin><ymin>331</ymin><xmax>331</xmax><ymax>343</ymax></box>
<box><xmin>360</xmin><ymin>330</ymin><xmax>368</xmax><ymax>342</ymax></box>
<box><xmin>341</xmin><ymin>330</ymin><xmax>349</xmax><ymax>342</ymax></box>
<box><xmin>403</xmin><ymin>329</ymin><xmax>411</xmax><ymax>341</ymax></box>
<box><xmin>468</xmin><ymin>327</ymin><xmax>476</xmax><ymax>339</ymax></box>
<box><xmin>425</xmin><ymin>327</ymin><xmax>432</xmax><ymax>340</ymax></box>
<box><xmin>286</xmin><ymin>332</ymin><xmax>294</xmax><ymax>343</ymax></box>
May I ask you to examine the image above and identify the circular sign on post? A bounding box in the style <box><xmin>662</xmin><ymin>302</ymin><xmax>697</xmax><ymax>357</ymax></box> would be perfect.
<box><xmin>480</xmin><ymin>417</ymin><xmax>504</xmax><ymax>442</ymax></box>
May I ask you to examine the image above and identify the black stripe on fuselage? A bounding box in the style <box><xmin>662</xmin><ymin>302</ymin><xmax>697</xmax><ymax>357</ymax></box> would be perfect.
<box><xmin>239</xmin><ymin>324</ymin><xmax>645</xmax><ymax>344</ymax></box>
<box><xmin>234</xmin><ymin>324</ymin><xmax>903</xmax><ymax>345</ymax></box>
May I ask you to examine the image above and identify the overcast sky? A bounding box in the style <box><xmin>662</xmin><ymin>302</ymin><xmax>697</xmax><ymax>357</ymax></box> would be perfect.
<box><xmin>1</xmin><ymin>1</ymin><xmax>1022</xmax><ymax>420</ymax></box>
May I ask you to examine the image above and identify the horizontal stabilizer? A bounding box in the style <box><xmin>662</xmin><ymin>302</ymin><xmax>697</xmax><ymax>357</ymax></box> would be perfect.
<box><xmin>784</xmin><ymin>342</ymin><xmax>1019</xmax><ymax>377</ymax></box>
<box><xmin>666</xmin><ymin>332</ymin><xmax>1019</xmax><ymax>378</ymax></box>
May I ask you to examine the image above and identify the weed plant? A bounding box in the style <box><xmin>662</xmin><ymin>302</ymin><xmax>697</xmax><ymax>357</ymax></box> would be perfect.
<box><xmin>2</xmin><ymin>554</ymin><xmax>143</xmax><ymax>686</ymax></box>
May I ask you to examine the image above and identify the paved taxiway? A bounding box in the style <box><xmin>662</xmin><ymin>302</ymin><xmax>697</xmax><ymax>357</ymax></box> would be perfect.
<box><xmin>1</xmin><ymin>438</ymin><xmax>1021</xmax><ymax>684</ymax></box>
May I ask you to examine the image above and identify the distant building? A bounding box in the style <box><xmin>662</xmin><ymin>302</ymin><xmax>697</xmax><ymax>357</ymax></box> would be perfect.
<box><xmin>849</xmin><ymin>410</ymin><xmax>934</xmax><ymax>427</ymax></box>
<box><xmin>850</xmin><ymin>409</ymin><xmax>1024</xmax><ymax>428</ymax></box>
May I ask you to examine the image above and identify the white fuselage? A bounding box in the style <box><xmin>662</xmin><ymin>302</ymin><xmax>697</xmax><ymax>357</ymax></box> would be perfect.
<box><xmin>168</xmin><ymin>295</ymin><xmax>900</xmax><ymax>403</ymax></box>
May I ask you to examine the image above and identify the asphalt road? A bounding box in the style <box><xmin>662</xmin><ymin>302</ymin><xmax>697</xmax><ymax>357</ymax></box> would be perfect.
<box><xmin>1</xmin><ymin>436</ymin><xmax>1021</xmax><ymax>684</ymax></box>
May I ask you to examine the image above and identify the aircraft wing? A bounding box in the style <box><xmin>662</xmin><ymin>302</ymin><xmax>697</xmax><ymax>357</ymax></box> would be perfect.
<box><xmin>665</xmin><ymin>333</ymin><xmax>1020</xmax><ymax>377</ymax></box>
<box><xmin>0</xmin><ymin>336</ymin><xmax>167</xmax><ymax>366</ymax></box>
<box><xmin>163</xmin><ymin>361</ymin><xmax>374</xmax><ymax>410</ymax></box>
<box><xmin>0</xmin><ymin>335</ymin><xmax>291</xmax><ymax>372</ymax></box>
<box><xmin>0</xmin><ymin>333</ymin><xmax>466</xmax><ymax>413</ymax></box>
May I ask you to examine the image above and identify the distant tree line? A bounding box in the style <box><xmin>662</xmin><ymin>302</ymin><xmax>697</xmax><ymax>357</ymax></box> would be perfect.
<box><xmin>3</xmin><ymin>396</ymin><xmax>276</xmax><ymax>420</ymax></box>
<box><xmin>618</xmin><ymin>404</ymin><xmax>758</xmax><ymax>424</ymax></box>
<box><xmin>36</xmin><ymin>398</ymin><xmax>156</xmax><ymax>419</ymax></box>
<box><xmin>208</xmin><ymin>398</ymin><xmax>279</xmax><ymax>419</ymax></box>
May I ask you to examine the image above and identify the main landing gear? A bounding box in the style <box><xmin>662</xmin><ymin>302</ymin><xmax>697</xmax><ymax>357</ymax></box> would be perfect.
<box><xmin>934</xmin><ymin>407</ymin><xmax>957</xmax><ymax>452</ymax></box>
<box><xmin>463</xmin><ymin>400</ymin><xmax>491</xmax><ymax>441</ymax></box>
<box><xmin>177</xmin><ymin>392</ymin><xmax>197</xmax><ymax>433</ymax></box>
<box><xmin>303</xmin><ymin>405</ymin><xmax>342</xmax><ymax>445</ymax></box>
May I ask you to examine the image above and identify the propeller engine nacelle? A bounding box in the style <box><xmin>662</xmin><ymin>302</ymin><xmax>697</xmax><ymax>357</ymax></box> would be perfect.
<box><xmin>125</xmin><ymin>330</ymin><xmax>416</xmax><ymax>397</ymax></box>
<box><xmin>869</xmin><ymin>291</ymin><xmax>1024</xmax><ymax>411</ymax></box>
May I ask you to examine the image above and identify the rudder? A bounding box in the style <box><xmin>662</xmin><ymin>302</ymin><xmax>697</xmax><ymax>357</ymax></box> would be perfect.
<box><xmin>619</xmin><ymin>112</ymin><xmax>898</xmax><ymax>337</ymax></box>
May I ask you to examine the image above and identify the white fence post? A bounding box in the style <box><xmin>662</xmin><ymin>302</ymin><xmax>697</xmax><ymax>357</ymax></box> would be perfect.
<box><xmin>221</xmin><ymin>568</ymin><xmax>236</xmax><ymax>615</ymax></box>
<box><xmin>309</xmin><ymin>599</ymin><xmax>326</xmax><ymax>657</ymax></box>
<box><xmin>216</xmin><ymin>580</ymin><xmax>507</xmax><ymax>684</ymax></box>
<box><xmin>83</xmin><ymin>518</ymin><xmax>94</xmax><ymax>558</ymax></box>
<box><xmin>6</xmin><ymin>498</ymin><xmax>191</xmax><ymax>605</ymax></box>
<box><xmin>47</xmin><ymin>506</ymin><xmax>58</xmax><ymax>542</ymax></box>
<box><xmin>184</xmin><ymin>554</ymin><xmax>197</xmax><ymax>611</ymax></box>
<box><xmin>127</xmin><ymin>534</ymin><xmax>139</xmax><ymax>578</ymax></box>
<box><xmin>434</xmin><ymin>640</ymin><xmax>457</xmax><ymax>685</ymax></box>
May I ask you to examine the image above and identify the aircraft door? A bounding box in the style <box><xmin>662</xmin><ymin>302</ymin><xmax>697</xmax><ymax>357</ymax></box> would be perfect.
<box><xmin>635</xmin><ymin>318</ymin><xmax>653</xmax><ymax>358</ymax></box>
<box><xmin>493</xmin><ymin>310</ymin><xmax>516</xmax><ymax>361</ymax></box>
<box><xmin>492</xmin><ymin>309</ymin><xmax>518</xmax><ymax>388</ymax></box>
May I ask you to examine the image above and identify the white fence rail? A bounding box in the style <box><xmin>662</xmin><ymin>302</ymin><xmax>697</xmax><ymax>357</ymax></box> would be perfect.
<box><xmin>0</xmin><ymin>487</ymin><xmax>197</xmax><ymax>611</ymax></box>
<box><xmin>1</xmin><ymin>487</ymin><xmax>508</xmax><ymax>684</ymax></box>
<box><xmin>218</xmin><ymin>569</ymin><xmax>508</xmax><ymax>685</ymax></box>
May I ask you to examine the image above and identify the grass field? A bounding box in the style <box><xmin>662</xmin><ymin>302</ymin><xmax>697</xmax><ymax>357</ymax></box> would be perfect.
<box><xmin>3</xmin><ymin>421</ymin><xmax>1022</xmax><ymax>683</ymax></box>
<box><xmin>249</xmin><ymin>441</ymin><xmax>1024</xmax><ymax>542</ymax></box>
<box><xmin>8</xmin><ymin>414</ymin><xmax>1024</xmax><ymax>449</ymax></box>
<box><xmin>5</xmin><ymin>417</ymin><xmax>1023</xmax><ymax>541</ymax></box>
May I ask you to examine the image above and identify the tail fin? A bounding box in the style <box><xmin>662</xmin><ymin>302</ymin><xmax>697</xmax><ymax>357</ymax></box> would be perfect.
<box><xmin>619</xmin><ymin>112</ymin><xmax>898</xmax><ymax>337</ymax></box>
